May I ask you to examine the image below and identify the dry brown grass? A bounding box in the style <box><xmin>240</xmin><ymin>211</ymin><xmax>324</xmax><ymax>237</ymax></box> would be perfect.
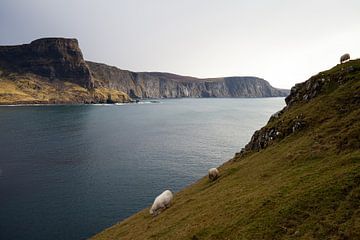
<box><xmin>0</xmin><ymin>73</ymin><xmax>130</xmax><ymax>104</ymax></box>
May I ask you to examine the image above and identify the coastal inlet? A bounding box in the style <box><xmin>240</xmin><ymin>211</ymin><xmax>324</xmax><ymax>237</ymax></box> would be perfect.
<box><xmin>0</xmin><ymin>98</ymin><xmax>285</xmax><ymax>240</ymax></box>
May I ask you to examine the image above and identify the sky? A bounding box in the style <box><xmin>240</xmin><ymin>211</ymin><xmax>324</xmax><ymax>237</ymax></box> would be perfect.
<box><xmin>1</xmin><ymin>0</ymin><xmax>359</xmax><ymax>89</ymax></box>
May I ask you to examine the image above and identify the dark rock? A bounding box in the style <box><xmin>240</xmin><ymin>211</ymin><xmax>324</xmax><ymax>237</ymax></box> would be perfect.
<box><xmin>285</xmin><ymin>61</ymin><xmax>360</xmax><ymax>107</ymax></box>
<box><xmin>0</xmin><ymin>38</ymin><xmax>93</xmax><ymax>88</ymax></box>
<box><xmin>238</xmin><ymin>113</ymin><xmax>308</xmax><ymax>157</ymax></box>
<box><xmin>268</xmin><ymin>109</ymin><xmax>284</xmax><ymax>123</ymax></box>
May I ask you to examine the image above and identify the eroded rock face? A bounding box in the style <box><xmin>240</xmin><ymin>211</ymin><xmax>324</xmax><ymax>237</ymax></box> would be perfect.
<box><xmin>0</xmin><ymin>37</ymin><xmax>289</xmax><ymax>104</ymax></box>
<box><xmin>285</xmin><ymin>63</ymin><xmax>360</xmax><ymax>106</ymax></box>
<box><xmin>87</xmin><ymin>61</ymin><xmax>289</xmax><ymax>98</ymax></box>
<box><xmin>236</xmin><ymin>60</ymin><xmax>360</xmax><ymax>158</ymax></box>
<box><xmin>0</xmin><ymin>38</ymin><xmax>93</xmax><ymax>88</ymax></box>
<box><xmin>237</xmin><ymin>113</ymin><xmax>307</xmax><ymax>156</ymax></box>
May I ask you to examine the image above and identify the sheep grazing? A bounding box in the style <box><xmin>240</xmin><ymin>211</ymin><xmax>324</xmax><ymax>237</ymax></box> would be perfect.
<box><xmin>340</xmin><ymin>53</ymin><xmax>350</xmax><ymax>64</ymax></box>
<box><xmin>208</xmin><ymin>167</ymin><xmax>219</xmax><ymax>181</ymax></box>
<box><xmin>149</xmin><ymin>190</ymin><xmax>173</xmax><ymax>216</ymax></box>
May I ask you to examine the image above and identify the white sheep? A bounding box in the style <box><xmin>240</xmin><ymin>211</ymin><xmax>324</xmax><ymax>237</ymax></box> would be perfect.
<box><xmin>340</xmin><ymin>53</ymin><xmax>350</xmax><ymax>64</ymax></box>
<box><xmin>208</xmin><ymin>167</ymin><xmax>219</xmax><ymax>181</ymax></box>
<box><xmin>149</xmin><ymin>190</ymin><xmax>173</xmax><ymax>216</ymax></box>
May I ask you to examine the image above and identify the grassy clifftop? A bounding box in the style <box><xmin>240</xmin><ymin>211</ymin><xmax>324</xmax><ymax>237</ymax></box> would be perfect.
<box><xmin>92</xmin><ymin>60</ymin><xmax>360</xmax><ymax>240</ymax></box>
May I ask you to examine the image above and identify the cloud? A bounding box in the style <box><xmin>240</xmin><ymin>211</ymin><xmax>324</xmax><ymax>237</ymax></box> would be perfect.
<box><xmin>1</xmin><ymin>0</ymin><xmax>360</xmax><ymax>88</ymax></box>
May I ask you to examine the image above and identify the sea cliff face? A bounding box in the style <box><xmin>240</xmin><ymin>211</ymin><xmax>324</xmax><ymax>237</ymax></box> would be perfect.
<box><xmin>87</xmin><ymin>61</ymin><xmax>289</xmax><ymax>98</ymax></box>
<box><xmin>0</xmin><ymin>38</ymin><xmax>289</xmax><ymax>104</ymax></box>
<box><xmin>0</xmin><ymin>38</ymin><xmax>93</xmax><ymax>88</ymax></box>
<box><xmin>0</xmin><ymin>38</ymin><xmax>128</xmax><ymax>104</ymax></box>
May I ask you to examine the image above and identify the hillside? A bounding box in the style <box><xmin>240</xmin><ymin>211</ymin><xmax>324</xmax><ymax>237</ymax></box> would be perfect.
<box><xmin>0</xmin><ymin>37</ymin><xmax>288</xmax><ymax>105</ymax></box>
<box><xmin>91</xmin><ymin>59</ymin><xmax>360</xmax><ymax>239</ymax></box>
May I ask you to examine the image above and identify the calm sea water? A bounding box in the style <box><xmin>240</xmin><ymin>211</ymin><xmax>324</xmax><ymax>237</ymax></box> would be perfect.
<box><xmin>0</xmin><ymin>98</ymin><xmax>285</xmax><ymax>240</ymax></box>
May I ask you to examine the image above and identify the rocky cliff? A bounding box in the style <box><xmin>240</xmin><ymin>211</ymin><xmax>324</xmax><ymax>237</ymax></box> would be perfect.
<box><xmin>0</xmin><ymin>38</ymin><xmax>288</xmax><ymax>104</ymax></box>
<box><xmin>237</xmin><ymin>59</ymin><xmax>360</xmax><ymax>156</ymax></box>
<box><xmin>0</xmin><ymin>38</ymin><xmax>93</xmax><ymax>88</ymax></box>
<box><xmin>87</xmin><ymin>61</ymin><xmax>289</xmax><ymax>98</ymax></box>
<box><xmin>0</xmin><ymin>38</ymin><xmax>129</xmax><ymax>104</ymax></box>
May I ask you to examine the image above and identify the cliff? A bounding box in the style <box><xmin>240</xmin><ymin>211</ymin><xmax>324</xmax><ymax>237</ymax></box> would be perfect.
<box><xmin>92</xmin><ymin>60</ymin><xmax>360</xmax><ymax>239</ymax></box>
<box><xmin>0</xmin><ymin>38</ymin><xmax>288</xmax><ymax>105</ymax></box>
<box><xmin>0</xmin><ymin>38</ymin><xmax>93</xmax><ymax>88</ymax></box>
<box><xmin>0</xmin><ymin>38</ymin><xmax>129</xmax><ymax>104</ymax></box>
<box><xmin>238</xmin><ymin>59</ymin><xmax>360</xmax><ymax>155</ymax></box>
<box><xmin>87</xmin><ymin>61</ymin><xmax>289</xmax><ymax>98</ymax></box>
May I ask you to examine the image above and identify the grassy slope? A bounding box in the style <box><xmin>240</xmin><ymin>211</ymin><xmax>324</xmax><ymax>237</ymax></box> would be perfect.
<box><xmin>92</xmin><ymin>60</ymin><xmax>360</xmax><ymax>240</ymax></box>
<box><xmin>0</xmin><ymin>73</ymin><xmax>130</xmax><ymax>104</ymax></box>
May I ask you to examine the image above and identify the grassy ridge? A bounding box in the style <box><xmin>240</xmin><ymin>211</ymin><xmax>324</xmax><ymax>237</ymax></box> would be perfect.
<box><xmin>92</xmin><ymin>60</ymin><xmax>360</xmax><ymax>239</ymax></box>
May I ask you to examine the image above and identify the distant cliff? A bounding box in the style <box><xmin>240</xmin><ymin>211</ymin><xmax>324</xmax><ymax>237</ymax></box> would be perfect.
<box><xmin>0</xmin><ymin>38</ymin><xmax>93</xmax><ymax>88</ymax></box>
<box><xmin>0</xmin><ymin>38</ymin><xmax>288</xmax><ymax>105</ymax></box>
<box><xmin>87</xmin><ymin>61</ymin><xmax>289</xmax><ymax>98</ymax></box>
<box><xmin>0</xmin><ymin>38</ymin><xmax>128</xmax><ymax>104</ymax></box>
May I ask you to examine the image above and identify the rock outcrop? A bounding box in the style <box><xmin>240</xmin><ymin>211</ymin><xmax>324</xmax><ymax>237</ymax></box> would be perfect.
<box><xmin>285</xmin><ymin>63</ymin><xmax>360</xmax><ymax>106</ymax></box>
<box><xmin>0</xmin><ymin>38</ymin><xmax>93</xmax><ymax>88</ymax></box>
<box><xmin>87</xmin><ymin>61</ymin><xmax>289</xmax><ymax>98</ymax></box>
<box><xmin>237</xmin><ymin>59</ymin><xmax>360</xmax><ymax>157</ymax></box>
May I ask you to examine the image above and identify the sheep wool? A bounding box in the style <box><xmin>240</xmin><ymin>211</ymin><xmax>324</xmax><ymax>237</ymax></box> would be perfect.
<box><xmin>149</xmin><ymin>190</ymin><xmax>173</xmax><ymax>216</ymax></box>
<box><xmin>208</xmin><ymin>168</ymin><xmax>219</xmax><ymax>181</ymax></box>
<box><xmin>340</xmin><ymin>53</ymin><xmax>350</xmax><ymax>64</ymax></box>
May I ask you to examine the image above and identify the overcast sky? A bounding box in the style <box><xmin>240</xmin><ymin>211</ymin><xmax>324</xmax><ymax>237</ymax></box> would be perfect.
<box><xmin>1</xmin><ymin>0</ymin><xmax>359</xmax><ymax>88</ymax></box>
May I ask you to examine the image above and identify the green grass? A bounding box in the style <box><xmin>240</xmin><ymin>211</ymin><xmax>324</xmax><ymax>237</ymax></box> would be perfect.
<box><xmin>91</xmin><ymin>60</ymin><xmax>360</xmax><ymax>240</ymax></box>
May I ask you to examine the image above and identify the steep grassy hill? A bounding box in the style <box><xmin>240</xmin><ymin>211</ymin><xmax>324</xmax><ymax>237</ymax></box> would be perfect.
<box><xmin>92</xmin><ymin>59</ymin><xmax>360</xmax><ymax>240</ymax></box>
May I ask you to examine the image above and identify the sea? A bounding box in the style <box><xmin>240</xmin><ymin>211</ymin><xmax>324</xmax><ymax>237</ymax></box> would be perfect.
<box><xmin>0</xmin><ymin>98</ymin><xmax>285</xmax><ymax>240</ymax></box>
